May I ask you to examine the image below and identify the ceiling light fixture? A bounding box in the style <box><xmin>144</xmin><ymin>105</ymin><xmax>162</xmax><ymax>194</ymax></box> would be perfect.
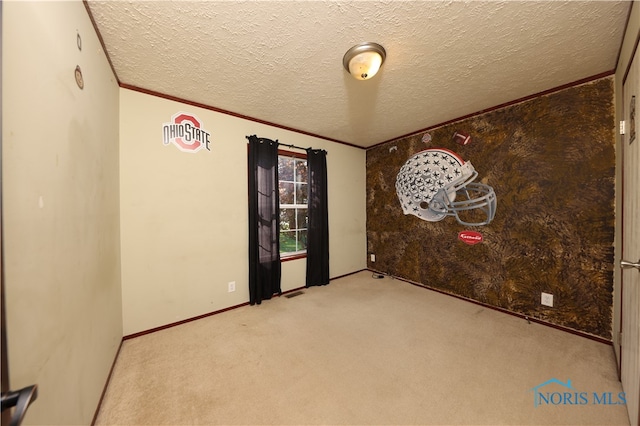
<box><xmin>343</xmin><ymin>42</ymin><xmax>386</xmax><ymax>81</ymax></box>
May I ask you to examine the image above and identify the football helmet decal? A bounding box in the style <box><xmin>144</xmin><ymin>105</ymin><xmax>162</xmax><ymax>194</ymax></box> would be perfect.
<box><xmin>395</xmin><ymin>148</ymin><xmax>497</xmax><ymax>226</ymax></box>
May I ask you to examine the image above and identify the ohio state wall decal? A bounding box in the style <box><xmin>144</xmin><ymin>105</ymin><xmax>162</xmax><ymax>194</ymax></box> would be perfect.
<box><xmin>162</xmin><ymin>112</ymin><xmax>211</xmax><ymax>153</ymax></box>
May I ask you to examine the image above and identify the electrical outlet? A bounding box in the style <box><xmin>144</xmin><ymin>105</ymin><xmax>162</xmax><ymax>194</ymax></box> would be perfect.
<box><xmin>370</xmin><ymin>254</ymin><xmax>376</xmax><ymax>262</ymax></box>
<box><xmin>228</xmin><ymin>281</ymin><xmax>236</xmax><ymax>292</ymax></box>
<box><xmin>541</xmin><ymin>292</ymin><xmax>553</xmax><ymax>307</ymax></box>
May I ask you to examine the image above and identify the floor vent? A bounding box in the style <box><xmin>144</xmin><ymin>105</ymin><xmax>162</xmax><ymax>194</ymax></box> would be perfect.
<box><xmin>285</xmin><ymin>291</ymin><xmax>305</xmax><ymax>299</ymax></box>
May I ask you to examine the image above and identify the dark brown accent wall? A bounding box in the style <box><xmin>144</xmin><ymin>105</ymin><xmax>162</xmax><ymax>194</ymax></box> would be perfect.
<box><xmin>366</xmin><ymin>77</ymin><xmax>615</xmax><ymax>339</ymax></box>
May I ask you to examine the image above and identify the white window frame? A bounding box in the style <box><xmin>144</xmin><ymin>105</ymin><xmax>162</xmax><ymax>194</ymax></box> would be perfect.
<box><xmin>278</xmin><ymin>150</ymin><xmax>308</xmax><ymax>260</ymax></box>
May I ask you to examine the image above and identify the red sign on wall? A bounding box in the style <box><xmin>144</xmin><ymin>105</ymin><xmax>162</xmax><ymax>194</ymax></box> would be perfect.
<box><xmin>162</xmin><ymin>112</ymin><xmax>211</xmax><ymax>153</ymax></box>
<box><xmin>458</xmin><ymin>230</ymin><xmax>483</xmax><ymax>245</ymax></box>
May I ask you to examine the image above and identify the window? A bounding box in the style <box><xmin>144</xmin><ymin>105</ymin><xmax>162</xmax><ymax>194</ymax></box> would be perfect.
<box><xmin>278</xmin><ymin>150</ymin><xmax>308</xmax><ymax>259</ymax></box>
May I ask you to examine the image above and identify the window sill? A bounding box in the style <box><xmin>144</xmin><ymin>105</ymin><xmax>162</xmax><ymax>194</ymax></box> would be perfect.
<box><xmin>281</xmin><ymin>253</ymin><xmax>307</xmax><ymax>262</ymax></box>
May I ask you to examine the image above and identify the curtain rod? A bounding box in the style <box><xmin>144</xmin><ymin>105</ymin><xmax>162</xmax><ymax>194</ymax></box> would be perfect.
<box><xmin>279</xmin><ymin>142</ymin><xmax>327</xmax><ymax>155</ymax></box>
<box><xmin>278</xmin><ymin>142</ymin><xmax>309</xmax><ymax>151</ymax></box>
<box><xmin>246</xmin><ymin>135</ymin><xmax>327</xmax><ymax>154</ymax></box>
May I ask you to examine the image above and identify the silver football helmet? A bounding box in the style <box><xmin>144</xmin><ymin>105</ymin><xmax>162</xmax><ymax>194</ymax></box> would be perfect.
<box><xmin>395</xmin><ymin>148</ymin><xmax>496</xmax><ymax>226</ymax></box>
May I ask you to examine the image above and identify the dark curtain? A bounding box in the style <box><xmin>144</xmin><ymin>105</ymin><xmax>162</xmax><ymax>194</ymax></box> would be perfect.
<box><xmin>247</xmin><ymin>135</ymin><xmax>281</xmax><ymax>305</ymax></box>
<box><xmin>305</xmin><ymin>148</ymin><xmax>330</xmax><ymax>287</ymax></box>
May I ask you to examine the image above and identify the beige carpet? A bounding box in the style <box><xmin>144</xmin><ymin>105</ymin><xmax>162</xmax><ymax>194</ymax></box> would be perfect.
<box><xmin>95</xmin><ymin>271</ymin><xmax>630</xmax><ymax>425</ymax></box>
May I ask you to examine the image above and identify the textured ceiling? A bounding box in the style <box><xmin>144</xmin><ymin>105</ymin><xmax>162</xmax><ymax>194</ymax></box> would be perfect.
<box><xmin>87</xmin><ymin>1</ymin><xmax>631</xmax><ymax>148</ymax></box>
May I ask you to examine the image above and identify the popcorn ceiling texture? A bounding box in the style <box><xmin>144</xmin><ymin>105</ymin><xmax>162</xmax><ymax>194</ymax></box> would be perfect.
<box><xmin>366</xmin><ymin>78</ymin><xmax>615</xmax><ymax>339</ymax></box>
<box><xmin>87</xmin><ymin>1</ymin><xmax>628</xmax><ymax>147</ymax></box>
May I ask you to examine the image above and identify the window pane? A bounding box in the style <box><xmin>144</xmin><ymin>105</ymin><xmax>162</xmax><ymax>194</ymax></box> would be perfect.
<box><xmin>278</xmin><ymin>153</ymin><xmax>308</xmax><ymax>256</ymax></box>
<box><xmin>279</xmin><ymin>157</ymin><xmax>294</xmax><ymax>181</ymax></box>
<box><xmin>297</xmin><ymin>230</ymin><xmax>307</xmax><ymax>251</ymax></box>
<box><xmin>280</xmin><ymin>230</ymin><xmax>297</xmax><ymax>252</ymax></box>
<box><xmin>296</xmin><ymin>183</ymin><xmax>308</xmax><ymax>204</ymax></box>
<box><xmin>295</xmin><ymin>159</ymin><xmax>307</xmax><ymax>182</ymax></box>
<box><xmin>280</xmin><ymin>208</ymin><xmax>296</xmax><ymax>231</ymax></box>
<box><xmin>296</xmin><ymin>208</ymin><xmax>308</xmax><ymax>229</ymax></box>
<box><xmin>279</xmin><ymin>182</ymin><xmax>294</xmax><ymax>204</ymax></box>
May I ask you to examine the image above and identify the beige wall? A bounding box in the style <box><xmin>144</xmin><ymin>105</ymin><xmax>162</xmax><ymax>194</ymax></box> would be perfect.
<box><xmin>613</xmin><ymin>1</ymin><xmax>639</xmax><ymax>353</ymax></box>
<box><xmin>120</xmin><ymin>89</ymin><xmax>366</xmax><ymax>336</ymax></box>
<box><xmin>2</xmin><ymin>1</ymin><xmax>122</xmax><ymax>425</ymax></box>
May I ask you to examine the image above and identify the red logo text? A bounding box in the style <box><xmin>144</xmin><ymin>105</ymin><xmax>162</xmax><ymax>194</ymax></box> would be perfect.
<box><xmin>458</xmin><ymin>230</ymin><xmax>483</xmax><ymax>245</ymax></box>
